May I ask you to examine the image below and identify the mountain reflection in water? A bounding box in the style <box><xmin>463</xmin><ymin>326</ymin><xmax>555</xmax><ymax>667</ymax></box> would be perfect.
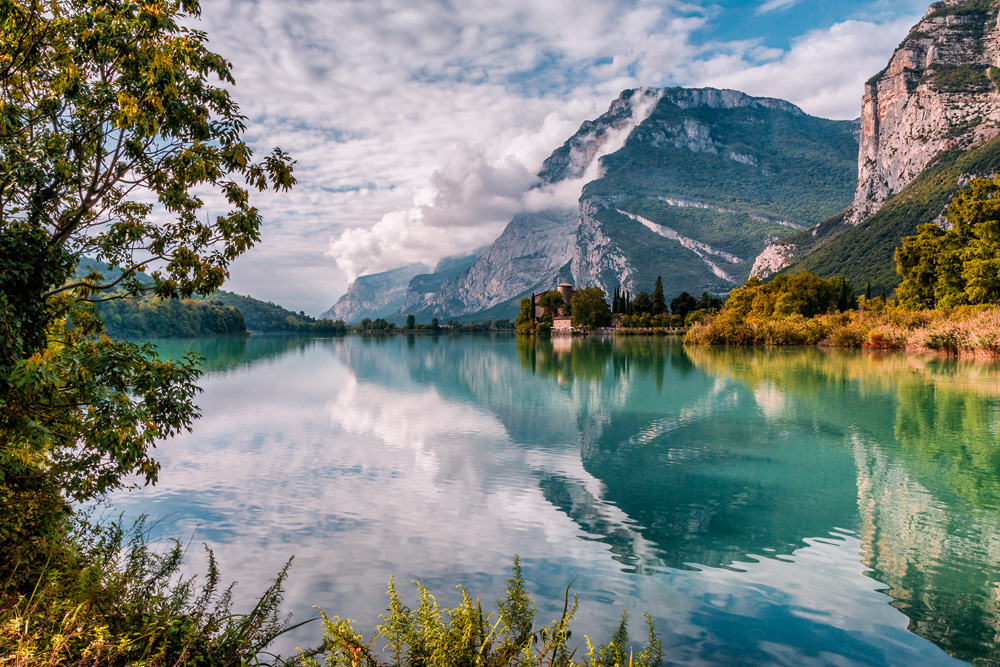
<box><xmin>113</xmin><ymin>334</ymin><xmax>999</xmax><ymax>666</ymax></box>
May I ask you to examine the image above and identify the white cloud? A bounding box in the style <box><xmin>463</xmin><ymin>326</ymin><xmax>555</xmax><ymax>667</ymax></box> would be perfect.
<box><xmin>757</xmin><ymin>0</ymin><xmax>802</xmax><ymax>13</ymax></box>
<box><xmin>187</xmin><ymin>0</ymin><xmax>924</xmax><ymax>313</ymax></box>
<box><xmin>692</xmin><ymin>15</ymin><xmax>919</xmax><ymax>120</ymax></box>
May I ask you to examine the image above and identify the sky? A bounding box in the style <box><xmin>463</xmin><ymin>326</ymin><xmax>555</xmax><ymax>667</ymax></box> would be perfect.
<box><xmin>194</xmin><ymin>0</ymin><xmax>931</xmax><ymax>314</ymax></box>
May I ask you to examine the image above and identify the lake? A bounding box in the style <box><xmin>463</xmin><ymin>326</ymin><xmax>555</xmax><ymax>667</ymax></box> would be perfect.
<box><xmin>107</xmin><ymin>334</ymin><xmax>1000</xmax><ymax>666</ymax></box>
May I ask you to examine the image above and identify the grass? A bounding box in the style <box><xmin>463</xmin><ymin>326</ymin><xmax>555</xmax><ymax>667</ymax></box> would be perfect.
<box><xmin>0</xmin><ymin>515</ymin><xmax>299</xmax><ymax>667</ymax></box>
<box><xmin>2</xmin><ymin>511</ymin><xmax>667</xmax><ymax>667</ymax></box>
<box><xmin>300</xmin><ymin>559</ymin><xmax>663</xmax><ymax>667</ymax></box>
<box><xmin>686</xmin><ymin>301</ymin><xmax>1000</xmax><ymax>355</ymax></box>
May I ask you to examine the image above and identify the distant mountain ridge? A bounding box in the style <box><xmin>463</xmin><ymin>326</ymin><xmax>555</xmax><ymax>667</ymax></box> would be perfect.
<box><xmin>327</xmin><ymin>87</ymin><xmax>859</xmax><ymax>322</ymax></box>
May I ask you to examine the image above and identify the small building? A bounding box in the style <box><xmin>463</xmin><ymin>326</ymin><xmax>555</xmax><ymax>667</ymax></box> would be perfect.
<box><xmin>553</xmin><ymin>316</ymin><xmax>574</xmax><ymax>333</ymax></box>
<box><xmin>557</xmin><ymin>283</ymin><xmax>574</xmax><ymax>306</ymax></box>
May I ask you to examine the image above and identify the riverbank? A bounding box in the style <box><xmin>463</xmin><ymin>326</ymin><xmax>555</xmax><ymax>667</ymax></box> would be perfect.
<box><xmin>685</xmin><ymin>303</ymin><xmax>1000</xmax><ymax>356</ymax></box>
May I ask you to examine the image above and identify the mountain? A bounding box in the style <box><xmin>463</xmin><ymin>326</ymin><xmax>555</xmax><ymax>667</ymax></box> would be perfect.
<box><xmin>387</xmin><ymin>90</ymin><xmax>664</xmax><ymax>321</ymax></box>
<box><xmin>767</xmin><ymin>0</ymin><xmax>1000</xmax><ymax>292</ymax></box>
<box><xmin>334</xmin><ymin>87</ymin><xmax>858</xmax><ymax>322</ymax></box>
<box><xmin>321</xmin><ymin>263</ymin><xmax>429</xmax><ymax>323</ymax></box>
<box><xmin>571</xmin><ymin>88</ymin><xmax>858</xmax><ymax>297</ymax></box>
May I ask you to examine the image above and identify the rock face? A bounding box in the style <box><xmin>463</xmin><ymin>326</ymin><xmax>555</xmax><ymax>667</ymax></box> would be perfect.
<box><xmin>749</xmin><ymin>243</ymin><xmax>799</xmax><ymax>280</ymax></box>
<box><xmin>418</xmin><ymin>210</ymin><xmax>579</xmax><ymax>316</ymax></box>
<box><xmin>321</xmin><ymin>263</ymin><xmax>428</xmax><ymax>323</ymax></box>
<box><xmin>397</xmin><ymin>90</ymin><xmax>664</xmax><ymax>319</ymax></box>
<box><xmin>849</xmin><ymin>0</ymin><xmax>1000</xmax><ymax>224</ymax></box>
<box><xmin>572</xmin><ymin>88</ymin><xmax>857</xmax><ymax>298</ymax></box>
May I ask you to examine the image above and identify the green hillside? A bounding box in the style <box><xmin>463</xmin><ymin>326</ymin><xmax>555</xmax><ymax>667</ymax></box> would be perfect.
<box><xmin>75</xmin><ymin>258</ymin><xmax>343</xmax><ymax>335</ymax></box>
<box><xmin>587</xmin><ymin>99</ymin><xmax>858</xmax><ymax>223</ymax></box>
<box><xmin>577</xmin><ymin>91</ymin><xmax>859</xmax><ymax>299</ymax></box>
<box><xmin>785</xmin><ymin>135</ymin><xmax>1000</xmax><ymax>295</ymax></box>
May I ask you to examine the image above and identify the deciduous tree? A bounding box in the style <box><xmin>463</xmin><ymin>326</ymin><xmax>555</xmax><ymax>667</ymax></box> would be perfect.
<box><xmin>0</xmin><ymin>0</ymin><xmax>295</xmax><ymax>545</ymax></box>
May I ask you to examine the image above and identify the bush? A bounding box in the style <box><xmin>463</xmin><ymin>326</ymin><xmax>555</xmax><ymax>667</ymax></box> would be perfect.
<box><xmin>299</xmin><ymin>559</ymin><xmax>663</xmax><ymax>667</ymax></box>
<box><xmin>0</xmin><ymin>517</ymin><xmax>298</xmax><ymax>667</ymax></box>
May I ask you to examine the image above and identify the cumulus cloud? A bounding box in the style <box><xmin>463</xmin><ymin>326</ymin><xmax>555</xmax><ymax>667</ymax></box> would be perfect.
<box><xmin>692</xmin><ymin>15</ymin><xmax>920</xmax><ymax>119</ymax></box>
<box><xmin>187</xmin><ymin>0</ymin><xmax>926</xmax><ymax>312</ymax></box>
<box><xmin>330</xmin><ymin>88</ymin><xmax>665</xmax><ymax>281</ymax></box>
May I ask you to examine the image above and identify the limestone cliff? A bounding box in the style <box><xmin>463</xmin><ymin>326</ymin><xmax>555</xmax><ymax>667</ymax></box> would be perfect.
<box><xmin>849</xmin><ymin>0</ymin><xmax>1000</xmax><ymax>224</ymax></box>
<box><xmin>321</xmin><ymin>263</ymin><xmax>428</xmax><ymax>323</ymax></box>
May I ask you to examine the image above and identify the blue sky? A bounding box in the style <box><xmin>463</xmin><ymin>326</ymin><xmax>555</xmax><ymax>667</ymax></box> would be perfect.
<box><xmin>196</xmin><ymin>0</ymin><xmax>930</xmax><ymax>313</ymax></box>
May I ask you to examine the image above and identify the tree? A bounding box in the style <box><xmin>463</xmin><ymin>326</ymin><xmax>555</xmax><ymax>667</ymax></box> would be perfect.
<box><xmin>1</xmin><ymin>0</ymin><xmax>295</xmax><ymax>533</ymax></box>
<box><xmin>631</xmin><ymin>291</ymin><xmax>652</xmax><ymax>315</ymax></box>
<box><xmin>651</xmin><ymin>277</ymin><xmax>666</xmax><ymax>315</ymax></box>
<box><xmin>538</xmin><ymin>291</ymin><xmax>565</xmax><ymax>317</ymax></box>
<box><xmin>406</xmin><ymin>314</ymin><xmax>416</xmax><ymax>330</ymax></box>
<box><xmin>515</xmin><ymin>297</ymin><xmax>535</xmax><ymax>335</ymax></box>
<box><xmin>896</xmin><ymin>177</ymin><xmax>1000</xmax><ymax>309</ymax></box>
<box><xmin>670</xmin><ymin>292</ymin><xmax>697</xmax><ymax>318</ymax></box>
<box><xmin>570</xmin><ymin>287</ymin><xmax>611</xmax><ymax>330</ymax></box>
<box><xmin>696</xmin><ymin>291</ymin><xmax>722</xmax><ymax>311</ymax></box>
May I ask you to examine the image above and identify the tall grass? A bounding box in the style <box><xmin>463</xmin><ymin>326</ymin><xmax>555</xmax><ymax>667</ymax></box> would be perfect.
<box><xmin>686</xmin><ymin>301</ymin><xmax>1000</xmax><ymax>356</ymax></box>
<box><xmin>0</xmin><ymin>516</ymin><xmax>300</xmax><ymax>667</ymax></box>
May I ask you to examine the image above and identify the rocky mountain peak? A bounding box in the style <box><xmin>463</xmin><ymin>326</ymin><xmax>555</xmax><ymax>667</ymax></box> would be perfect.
<box><xmin>849</xmin><ymin>0</ymin><xmax>1000</xmax><ymax>224</ymax></box>
<box><xmin>658</xmin><ymin>87</ymin><xmax>804</xmax><ymax>115</ymax></box>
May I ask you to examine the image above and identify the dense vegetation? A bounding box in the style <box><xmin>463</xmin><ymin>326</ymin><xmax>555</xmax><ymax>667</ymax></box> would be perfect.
<box><xmin>785</xmin><ymin>135</ymin><xmax>1000</xmax><ymax>294</ymax></box>
<box><xmin>0</xmin><ymin>0</ymin><xmax>302</xmax><ymax>662</ymax></box>
<box><xmin>689</xmin><ymin>178</ymin><xmax>1000</xmax><ymax>353</ymax></box>
<box><xmin>207</xmin><ymin>291</ymin><xmax>347</xmax><ymax>333</ymax></box>
<box><xmin>685</xmin><ymin>273</ymin><xmax>862</xmax><ymax>346</ymax></box>
<box><xmin>306</xmin><ymin>560</ymin><xmax>663</xmax><ymax>667</ymax></box>
<box><xmin>895</xmin><ymin>176</ymin><xmax>1000</xmax><ymax>309</ymax></box>
<box><xmin>96</xmin><ymin>296</ymin><xmax>248</xmax><ymax>337</ymax></box>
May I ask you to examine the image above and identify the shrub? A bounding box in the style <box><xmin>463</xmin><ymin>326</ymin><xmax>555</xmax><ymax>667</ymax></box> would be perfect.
<box><xmin>299</xmin><ymin>560</ymin><xmax>663</xmax><ymax>667</ymax></box>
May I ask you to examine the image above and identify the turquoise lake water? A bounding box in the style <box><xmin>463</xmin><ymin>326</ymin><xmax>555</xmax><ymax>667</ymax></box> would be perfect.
<box><xmin>108</xmin><ymin>334</ymin><xmax>1000</xmax><ymax>665</ymax></box>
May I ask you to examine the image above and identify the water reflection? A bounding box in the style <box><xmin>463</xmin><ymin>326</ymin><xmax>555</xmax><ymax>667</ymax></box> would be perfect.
<box><xmin>110</xmin><ymin>334</ymin><xmax>1000</xmax><ymax>665</ymax></box>
<box><xmin>686</xmin><ymin>347</ymin><xmax>1000</xmax><ymax>664</ymax></box>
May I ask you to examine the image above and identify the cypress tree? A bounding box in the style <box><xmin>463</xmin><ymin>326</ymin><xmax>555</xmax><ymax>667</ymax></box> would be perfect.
<box><xmin>651</xmin><ymin>276</ymin><xmax>665</xmax><ymax>315</ymax></box>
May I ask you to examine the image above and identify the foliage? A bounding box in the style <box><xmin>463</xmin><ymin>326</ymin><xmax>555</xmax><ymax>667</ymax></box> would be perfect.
<box><xmin>617</xmin><ymin>313</ymin><xmax>683</xmax><ymax>330</ymax></box>
<box><xmin>0</xmin><ymin>516</ymin><xmax>298</xmax><ymax>667</ymax></box>
<box><xmin>928</xmin><ymin>65</ymin><xmax>993</xmax><ymax>94</ymax></box>
<box><xmin>570</xmin><ymin>288</ymin><xmax>612</xmax><ymax>331</ymax></box>
<box><xmin>630</xmin><ymin>292</ymin><xmax>652</xmax><ymax>316</ymax></box>
<box><xmin>786</xmin><ymin>135</ymin><xmax>1000</xmax><ymax>295</ymax></box>
<box><xmin>669</xmin><ymin>292</ymin><xmax>697</xmax><ymax>319</ymax></box>
<box><xmin>406</xmin><ymin>314</ymin><xmax>416</xmax><ymax>330</ymax></box>
<box><xmin>1</xmin><ymin>0</ymin><xmax>294</xmax><ymax>511</ymax></box>
<box><xmin>96</xmin><ymin>295</ymin><xmax>247</xmax><ymax>337</ymax></box>
<box><xmin>516</xmin><ymin>298</ymin><xmax>536</xmax><ymax>336</ymax></box>
<box><xmin>926</xmin><ymin>0</ymin><xmax>996</xmax><ymax>20</ymax></box>
<box><xmin>650</xmin><ymin>278</ymin><xmax>665</xmax><ymax>316</ymax></box>
<box><xmin>357</xmin><ymin>318</ymin><xmax>397</xmax><ymax>333</ymax></box>
<box><xmin>538</xmin><ymin>292</ymin><xmax>565</xmax><ymax>318</ymax></box>
<box><xmin>206</xmin><ymin>292</ymin><xmax>345</xmax><ymax>333</ymax></box>
<box><xmin>896</xmin><ymin>176</ymin><xmax>1000</xmax><ymax>309</ymax></box>
<box><xmin>299</xmin><ymin>559</ymin><xmax>662</xmax><ymax>667</ymax></box>
<box><xmin>686</xmin><ymin>294</ymin><xmax>1000</xmax><ymax>355</ymax></box>
<box><xmin>684</xmin><ymin>273</ymin><xmax>859</xmax><ymax>346</ymax></box>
